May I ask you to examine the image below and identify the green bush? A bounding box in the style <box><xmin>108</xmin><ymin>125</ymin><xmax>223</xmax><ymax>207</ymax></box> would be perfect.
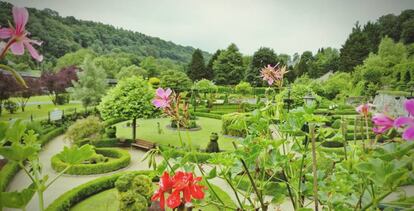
<box><xmin>222</xmin><ymin>112</ymin><xmax>250</xmax><ymax>137</ymax></box>
<box><xmin>102</xmin><ymin>118</ymin><xmax>126</xmax><ymax>127</ymax></box>
<box><xmin>159</xmin><ymin>146</ymin><xmax>226</xmax><ymax>163</ymax></box>
<box><xmin>79</xmin><ymin>138</ymin><xmax>134</xmax><ymax>147</ymax></box>
<box><xmin>115</xmin><ymin>173</ymin><xmax>152</xmax><ymax>211</ymax></box>
<box><xmin>45</xmin><ymin>170</ymin><xmax>154</xmax><ymax>211</ymax></box>
<box><xmin>331</xmin><ymin>119</ymin><xmax>341</xmax><ymax>129</ymax></box>
<box><xmin>51</xmin><ymin>148</ymin><xmax>131</xmax><ymax>175</ymax></box>
<box><xmin>119</xmin><ymin>190</ymin><xmax>147</xmax><ymax>211</ymax></box>
<box><xmin>105</xmin><ymin>126</ymin><xmax>117</xmax><ymax>138</ymax></box>
<box><xmin>206</xmin><ymin>132</ymin><xmax>220</xmax><ymax>153</ymax></box>
<box><xmin>65</xmin><ymin>116</ymin><xmax>103</xmax><ymax>144</ymax></box>
<box><xmin>26</xmin><ymin>121</ymin><xmax>44</xmax><ymax>135</ymax></box>
<box><xmin>4</xmin><ymin>100</ymin><xmax>18</xmax><ymax>114</ymax></box>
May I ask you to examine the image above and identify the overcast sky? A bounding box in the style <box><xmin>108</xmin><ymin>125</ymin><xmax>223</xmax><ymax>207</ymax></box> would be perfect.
<box><xmin>6</xmin><ymin>0</ymin><xmax>414</xmax><ymax>55</ymax></box>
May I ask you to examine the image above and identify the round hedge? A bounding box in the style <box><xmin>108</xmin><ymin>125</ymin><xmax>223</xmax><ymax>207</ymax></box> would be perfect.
<box><xmin>51</xmin><ymin>148</ymin><xmax>131</xmax><ymax>175</ymax></box>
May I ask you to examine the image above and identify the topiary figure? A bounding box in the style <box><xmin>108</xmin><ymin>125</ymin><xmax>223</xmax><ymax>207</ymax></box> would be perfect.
<box><xmin>132</xmin><ymin>175</ymin><xmax>153</xmax><ymax>198</ymax></box>
<box><xmin>119</xmin><ymin>190</ymin><xmax>148</xmax><ymax>211</ymax></box>
<box><xmin>115</xmin><ymin>172</ymin><xmax>136</xmax><ymax>192</ymax></box>
<box><xmin>105</xmin><ymin>126</ymin><xmax>117</xmax><ymax>138</ymax></box>
<box><xmin>206</xmin><ymin>132</ymin><xmax>220</xmax><ymax>153</ymax></box>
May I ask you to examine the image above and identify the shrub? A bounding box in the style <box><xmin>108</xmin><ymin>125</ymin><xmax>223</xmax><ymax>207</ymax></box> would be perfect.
<box><xmin>222</xmin><ymin>112</ymin><xmax>250</xmax><ymax>137</ymax></box>
<box><xmin>26</xmin><ymin>121</ymin><xmax>44</xmax><ymax>135</ymax></box>
<box><xmin>331</xmin><ymin>119</ymin><xmax>341</xmax><ymax>129</ymax></box>
<box><xmin>4</xmin><ymin>100</ymin><xmax>18</xmax><ymax>114</ymax></box>
<box><xmin>51</xmin><ymin>148</ymin><xmax>131</xmax><ymax>175</ymax></box>
<box><xmin>148</xmin><ymin>77</ymin><xmax>160</xmax><ymax>88</ymax></box>
<box><xmin>65</xmin><ymin>116</ymin><xmax>103</xmax><ymax>144</ymax></box>
<box><xmin>105</xmin><ymin>126</ymin><xmax>117</xmax><ymax>138</ymax></box>
<box><xmin>38</xmin><ymin>127</ymin><xmax>65</xmax><ymax>146</ymax></box>
<box><xmin>119</xmin><ymin>190</ymin><xmax>148</xmax><ymax>211</ymax></box>
<box><xmin>115</xmin><ymin>172</ymin><xmax>137</xmax><ymax>192</ymax></box>
<box><xmin>116</xmin><ymin>173</ymin><xmax>152</xmax><ymax>211</ymax></box>
<box><xmin>193</xmin><ymin>112</ymin><xmax>222</xmax><ymax>119</ymax></box>
<box><xmin>235</xmin><ymin>81</ymin><xmax>253</xmax><ymax>95</ymax></box>
<box><xmin>45</xmin><ymin>171</ymin><xmax>154</xmax><ymax>211</ymax></box>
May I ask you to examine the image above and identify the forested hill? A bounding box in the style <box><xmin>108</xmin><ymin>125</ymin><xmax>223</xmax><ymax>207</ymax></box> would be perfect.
<box><xmin>0</xmin><ymin>1</ymin><xmax>207</xmax><ymax>64</ymax></box>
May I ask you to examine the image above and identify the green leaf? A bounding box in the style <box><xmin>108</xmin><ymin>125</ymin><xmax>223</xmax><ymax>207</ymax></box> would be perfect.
<box><xmin>57</xmin><ymin>144</ymin><xmax>94</xmax><ymax>165</ymax></box>
<box><xmin>5</xmin><ymin>120</ymin><xmax>26</xmax><ymax>143</ymax></box>
<box><xmin>0</xmin><ymin>122</ymin><xmax>8</xmax><ymax>144</ymax></box>
<box><xmin>206</xmin><ymin>166</ymin><xmax>217</xmax><ymax>179</ymax></box>
<box><xmin>0</xmin><ymin>144</ymin><xmax>39</xmax><ymax>161</ymax></box>
<box><xmin>0</xmin><ymin>183</ymin><xmax>36</xmax><ymax>208</ymax></box>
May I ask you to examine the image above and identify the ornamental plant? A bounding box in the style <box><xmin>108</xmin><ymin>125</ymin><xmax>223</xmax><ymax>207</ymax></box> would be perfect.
<box><xmin>0</xmin><ymin>120</ymin><xmax>94</xmax><ymax>211</ymax></box>
<box><xmin>0</xmin><ymin>6</ymin><xmax>43</xmax><ymax>87</ymax></box>
<box><xmin>151</xmin><ymin>171</ymin><xmax>205</xmax><ymax>209</ymax></box>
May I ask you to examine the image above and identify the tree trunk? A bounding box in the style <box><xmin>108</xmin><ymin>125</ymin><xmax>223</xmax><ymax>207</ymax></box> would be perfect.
<box><xmin>132</xmin><ymin>118</ymin><xmax>137</xmax><ymax>141</ymax></box>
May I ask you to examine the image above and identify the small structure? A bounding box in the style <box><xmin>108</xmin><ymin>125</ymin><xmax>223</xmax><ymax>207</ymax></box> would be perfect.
<box><xmin>131</xmin><ymin>139</ymin><xmax>155</xmax><ymax>151</ymax></box>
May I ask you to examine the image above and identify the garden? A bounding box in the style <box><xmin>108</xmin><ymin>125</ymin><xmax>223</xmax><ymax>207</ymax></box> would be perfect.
<box><xmin>1</xmin><ymin>2</ymin><xmax>414</xmax><ymax>211</ymax></box>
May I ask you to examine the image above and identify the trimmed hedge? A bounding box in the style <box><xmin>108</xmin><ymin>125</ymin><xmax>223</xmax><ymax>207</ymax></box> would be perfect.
<box><xmin>222</xmin><ymin>112</ymin><xmax>250</xmax><ymax>137</ymax></box>
<box><xmin>159</xmin><ymin>145</ymin><xmax>228</xmax><ymax>163</ymax></box>
<box><xmin>0</xmin><ymin>161</ymin><xmax>20</xmax><ymax>192</ymax></box>
<box><xmin>0</xmin><ymin>126</ymin><xmax>65</xmax><ymax>192</ymax></box>
<box><xmin>102</xmin><ymin>118</ymin><xmax>126</xmax><ymax>127</ymax></box>
<box><xmin>45</xmin><ymin>170</ymin><xmax>154</xmax><ymax>211</ymax></box>
<box><xmin>193</xmin><ymin>112</ymin><xmax>222</xmax><ymax>120</ymax></box>
<box><xmin>51</xmin><ymin>148</ymin><xmax>131</xmax><ymax>175</ymax></box>
<box><xmin>38</xmin><ymin>127</ymin><xmax>65</xmax><ymax>146</ymax></box>
<box><xmin>79</xmin><ymin>138</ymin><xmax>134</xmax><ymax>147</ymax></box>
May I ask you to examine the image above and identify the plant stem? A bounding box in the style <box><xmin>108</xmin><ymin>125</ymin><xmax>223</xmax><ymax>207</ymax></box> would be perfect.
<box><xmin>177</xmin><ymin>123</ymin><xmax>184</xmax><ymax>147</ymax></box>
<box><xmin>46</xmin><ymin>165</ymin><xmax>71</xmax><ymax>189</ymax></box>
<box><xmin>224</xmin><ymin>175</ymin><xmax>244</xmax><ymax>210</ymax></box>
<box><xmin>18</xmin><ymin>162</ymin><xmax>36</xmax><ymax>184</ymax></box>
<box><xmin>361</xmin><ymin>190</ymin><xmax>392</xmax><ymax>211</ymax></box>
<box><xmin>282</xmin><ymin>169</ymin><xmax>297</xmax><ymax>209</ymax></box>
<box><xmin>341</xmin><ymin>116</ymin><xmax>348</xmax><ymax>160</ymax></box>
<box><xmin>365</xmin><ymin>116</ymin><xmax>371</xmax><ymax>148</ymax></box>
<box><xmin>196</xmin><ymin>163</ymin><xmax>226</xmax><ymax>207</ymax></box>
<box><xmin>310</xmin><ymin>124</ymin><xmax>319</xmax><ymax>211</ymax></box>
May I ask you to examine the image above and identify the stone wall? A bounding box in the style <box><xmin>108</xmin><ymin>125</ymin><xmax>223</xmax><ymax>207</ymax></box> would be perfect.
<box><xmin>373</xmin><ymin>93</ymin><xmax>408</xmax><ymax>116</ymax></box>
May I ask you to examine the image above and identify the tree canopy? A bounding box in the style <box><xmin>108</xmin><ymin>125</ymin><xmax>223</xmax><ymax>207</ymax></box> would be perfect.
<box><xmin>213</xmin><ymin>44</ymin><xmax>244</xmax><ymax>85</ymax></box>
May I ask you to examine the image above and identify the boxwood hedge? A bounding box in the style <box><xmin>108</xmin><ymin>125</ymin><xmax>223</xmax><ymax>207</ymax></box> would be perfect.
<box><xmin>51</xmin><ymin>148</ymin><xmax>131</xmax><ymax>175</ymax></box>
<box><xmin>45</xmin><ymin>170</ymin><xmax>154</xmax><ymax>211</ymax></box>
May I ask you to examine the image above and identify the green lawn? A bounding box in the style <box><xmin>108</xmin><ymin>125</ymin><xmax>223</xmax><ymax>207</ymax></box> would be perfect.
<box><xmin>9</xmin><ymin>95</ymin><xmax>52</xmax><ymax>103</ymax></box>
<box><xmin>0</xmin><ymin>103</ymin><xmax>83</xmax><ymax>121</ymax></box>
<box><xmin>70</xmin><ymin>185</ymin><xmax>235</xmax><ymax>211</ymax></box>
<box><xmin>115</xmin><ymin>117</ymin><xmax>237</xmax><ymax>151</ymax></box>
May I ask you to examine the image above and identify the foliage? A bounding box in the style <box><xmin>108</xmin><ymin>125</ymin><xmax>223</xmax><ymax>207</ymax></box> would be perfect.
<box><xmin>320</xmin><ymin>72</ymin><xmax>352</xmax><ymax>100</ymax></box>
<box><xmin>222</xmin><ymin>112</ymin><xmax>250</xmax><ymax>137</ymax></box>
<box><xmin>148</xmin><ymin>77</ymin><xmax>160</xmax><ymax>88</ymax></box>
<box><xmin>206</xmin><ymin>132</ymin><xmax>220</xmax><ymax>153</ymax></box>
<box><xmin>54</xmin><ymin>49</ymin><xmax>97</xmax><ymax>71</ymax></box>
<box><xmin>115</xmin><ymin>173</ymin><xmax>152</xmax><ymax>210</ymax></box>
<box><xmin>187</xmin><ymin>49</ymin><xmax>207</xmax><ymax>81</ymax></box>
<box><xmin>116</xmin><ymin>65</ymin><xmax>148</xmax><ymax>80</ymax></box>
<box><xmin>45</xmin><ymin>171</ymin><xmax>154</xmax><ymax>211</ymax></box>
<box><xmin>0</xmin><ymin>72</ymin><xmax>20</xmax><ymax>116</ymax></box>
<box><xmin>3</xmin><ymin>100</ymin><xmax>18</xmax><ymax>114</ymax></box>
<box><xmin>68</xmin><ymin>58</ymin><xmax>108</xmax><ymax>109</ymax></box>
<box><xmin>205</xmin><ymin>50</ymin><xmax>221</xmax><ymax>81</ymax></box>
<box><xmin>105</xmin><ymin>126</ymin><xmax>117</xmax><ymax>138</ymax></box>
<box><xmin>0</xmin><ymin>2</ymin><xmax>206</xmax><ymax>67</ymax></box>
<box><xmin>213</xmin><ymin>43</ymin><xmax>244</xmax><ymax>85</ymax></box>
<box><xmin>98</xmin><ymin>76</ymin><xmax>158</xmax><ymax>120</ymax></box>
<box><xmin>40</xmin><ymin>66</ymin><xmax>78</xmax><ymax>105</ymax></box>
<box><xmin>16</xmin><ymin>78</ymin><xmax>42</xmax><ymax>112</ymax></box>
<box><xmin>235</xmin><ymin>81</ymin><xmax>253</xmax><ymax>95</ymax></box>
<box><xmin>246</xmin><ymin>47</ymin><xmax>278</xmax><ymax>86</ymax></box>
<box><xmin>194</xmin><ymin>79</ymin><xmax>218</xmax><ymax>93</ymax></box>
<box><xmin>65</xmin><ymin>116</ymin><xmax>103</xmax><ymax>144</ymax></box>
<box><xmin>52</xmin><ymin>148</ymin><xmax>131</xmax><ymax>175</ymax></box>
<box><xmin>160</xmin><ymin>70</ymin><xmax>192</xmax><ymax>92</ymax></box>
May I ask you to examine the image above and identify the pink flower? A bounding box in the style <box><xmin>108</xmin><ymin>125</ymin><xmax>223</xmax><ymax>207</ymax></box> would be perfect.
<box><xmin>0</xmin><ymin>6</ymin><xmax>43</xmax><ymax>61</ymax></box>
<box><xmin>372</xmin><ymin>113</ymin><xmax>394</xmax><ymax>134</ymax></box>
<box><xmin>153</xmin><ymin>88</ymin><xmax>172</xmax><ymax>108</ymax></box>
<box><xmin>356</xmin><ymin>103</ymin><xmax>374</xmax><ymax>117</ymax></box>
<box><xmin>260</xmin><ymin>64</ymin><xmax>288</xmax><ymax>87</ymax></box>
<box><xmin>394</xmin><ymin>99</ymin><xmax>414</xmax><ymax>141</ymax></box>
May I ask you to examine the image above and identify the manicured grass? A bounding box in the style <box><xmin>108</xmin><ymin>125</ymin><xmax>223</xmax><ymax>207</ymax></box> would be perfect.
<box><xmin>9</xmin><ymin>95</ymin><xmax>52</xmax><ymax>103</ymax></box>
<box><xmin>0</xmin><ymin>103</ymin><xmax>83</xmax><ymax>121</ymax></box>
<box><xmin>70</xmin><ymin>189</ymin><xmax>118</xmax><ymax>211</ymax></box>
<box><xmin>115</xmin><ymin>117</ymin><xmax>237</xmax><ymax>151</ymax></box>
<box><xmin>70</xmin><ymin>184</ymin><xmax>235</xmax><ymax>211</ymax></box>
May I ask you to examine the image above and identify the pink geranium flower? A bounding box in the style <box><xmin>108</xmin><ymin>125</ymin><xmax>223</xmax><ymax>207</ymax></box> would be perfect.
<box><xmin>394</xmin><ymin>99</ymin><xmax>414</xmax><ymax>141</ymax></box>
<box><xmin>153</xmin><ymin>88</ymin><xmax>172</xmax><ymax>108</ymax></box>
<box><xmin>356</xmin><ymin>103</ymin><xmax>374</xmax><ymax>117</ymax></box>
<box><xmin>260</xmin><ymin>64</ymin><xmax>288</xmax><ymax>87</ymax></box>
<box><xmin>0</xmin><ymin>6</ymin><xmax>43</xmax><ymax>61</ymax></box>
<box><xmin>372</xmin><ymin>113</ymin><xmax>394</xmax><ymax>134</ymax></box>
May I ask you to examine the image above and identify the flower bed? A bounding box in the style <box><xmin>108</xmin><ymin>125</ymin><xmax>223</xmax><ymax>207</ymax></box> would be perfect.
<box><xmin>51</xmin><ymin>148</ymin><xmax>131</xmax><ymax>175</ymax></box>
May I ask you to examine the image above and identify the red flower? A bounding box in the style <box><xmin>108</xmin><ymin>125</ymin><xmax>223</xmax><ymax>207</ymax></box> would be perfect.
<box><xmin>151</xmin><ymin>172</ymin><xmax>173</xmax><ymax>209</ymax></box>
<box><xmin>152</xmin><ymin>171</ymin><xmax>206</xmax><ymax>209</ymax></box>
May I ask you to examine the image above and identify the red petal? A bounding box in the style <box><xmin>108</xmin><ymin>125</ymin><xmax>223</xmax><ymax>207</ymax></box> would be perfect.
<box><xmin>167</xmin><ymin>190</ymin><xmax>182</xmax><ymax>209</ymax></box>
<box><xmin>190</xmin><ymin>185</ymin><xmax>205</xmax><ymax>199</ymax></box>
<box><xmin>183</xmin><ymin>187</ymin><xmax>191</xmax><ymax>202</ymax></box>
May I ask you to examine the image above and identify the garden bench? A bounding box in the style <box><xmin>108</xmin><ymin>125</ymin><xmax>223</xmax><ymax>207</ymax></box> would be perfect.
<box><xmin>131</xmin><ymin>139</ymin><xmax>155</xmax><ymax>151</ymax></box>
